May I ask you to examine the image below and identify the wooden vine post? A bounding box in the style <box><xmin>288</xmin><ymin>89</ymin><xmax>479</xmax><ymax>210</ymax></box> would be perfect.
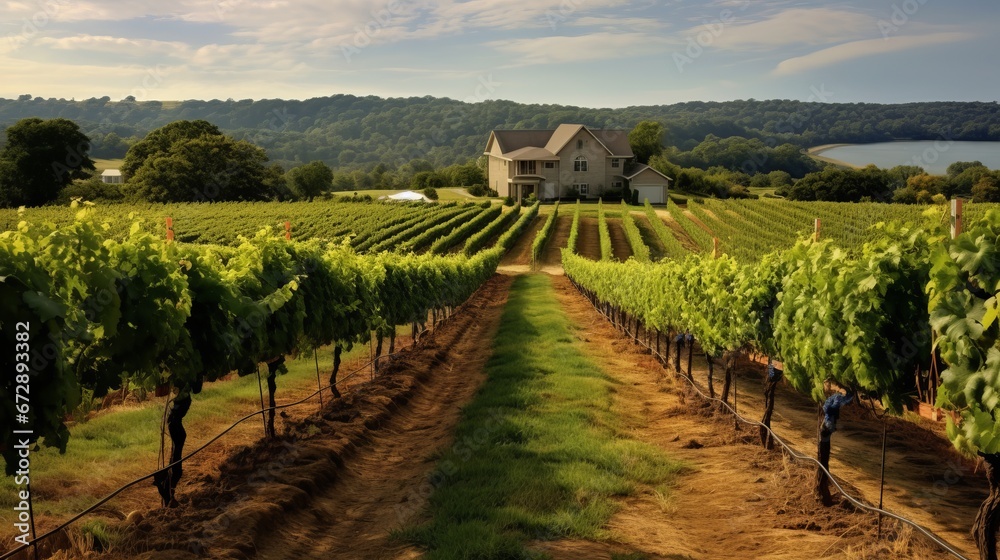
<box><xmin>165</xmin><ymin>217</ymin><xmax>174</xmax><ymax>243</ymax></box>
<box><xmin>951</xmin><ymin>198</ymin><xmax>963</xmax><ymax>239</ymax></box>
<box><xmin>814</xmin><ymin>218</ymin><xmax>821</xmax><ymax>242</ymax></box>
<box><xmin>284</xmin><ymin>220</ymin><xmax>292</xmax><ymax>241</ymax></box>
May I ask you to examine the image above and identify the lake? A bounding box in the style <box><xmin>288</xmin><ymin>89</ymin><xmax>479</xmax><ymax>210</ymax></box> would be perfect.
<box><xmin>811</xmin><ymin>141</ymin><xmax>1000</xmax><ymax>175</ymax></box>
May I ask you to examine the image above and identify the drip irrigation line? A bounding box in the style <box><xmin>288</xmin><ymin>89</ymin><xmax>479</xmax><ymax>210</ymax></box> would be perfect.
<box><xmin>3</xmin><ymin>297</ymin><xmax>468</xmax><ymax>560</ymax></box>
<box><xmin>571</xmin><ymin>281</ymin><xmax>971</xmax><ymax>560</ymax></box>
<box><xmin>0</xmin><ymin>352</ymin><xmax>390</xmax><ymax>560</ymax></box>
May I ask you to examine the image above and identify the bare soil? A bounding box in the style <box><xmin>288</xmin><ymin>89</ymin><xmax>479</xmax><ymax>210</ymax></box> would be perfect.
<box><xmin>632</xmin><ymin>214</ymin><xmax>666</xmax><ymax>260</ymax></box>
<box><xmin>533</xmin><ymin>275</ymin><xmax>968</xmax><ymax>560</ymax></box>
<box><xmin>537</xmin><ymin>214</ymin><xmax>571</xmax><ymax>274</ymax></box>
<box><xmin>605</xmin><ymin>219</ymin><xmax>632</xmax><ymax>262</ymax></box>
<box><xmin>651</xmin><ymin>209</ymin><xmax>700</xmax><ymax>253</ymax></box>
<box><xmin>684</xmin><ymin>210</ymin><xmax>714</xmax><ymax>236</ymax></box>
<box><xmin>576</xmin><ymin>216</ymin><xmax>602</xmax><ymax>261</ymax></box>
<box><xmin>98</xmin><ymin>275</ymin><xmax>513</xmax><ymax>560</ymax></box>
<box><xmin>498</xmin><ymin>215</ymin><xmax>541</xmax><ymax>272</ymax></box>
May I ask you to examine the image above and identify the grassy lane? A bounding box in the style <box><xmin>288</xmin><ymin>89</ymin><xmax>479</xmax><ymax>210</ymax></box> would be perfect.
<box><xmin>400</xmin><ymin>274</ymin><xmax>685</xmax><ymax>558</ymax></box>
<box><xmin>0</xmin><ymin>339</ymin><xmax>380</xmax><ymax>529</ymax></box>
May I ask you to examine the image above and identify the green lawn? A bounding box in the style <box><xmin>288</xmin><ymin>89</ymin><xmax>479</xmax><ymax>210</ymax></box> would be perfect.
<box><xmin>399</xmin><ymin>274</ymin><xmax>685</xmax><ymax>558</ymax></box>
<box><xmin>0</xmin><ymin>341</ymin><xmax>375</xmax><ymax>525</ymax></box>
<box><xmin>91</xmin><ymin>158</ymin><xmax>124</xmax><ymax>171</ymax></box>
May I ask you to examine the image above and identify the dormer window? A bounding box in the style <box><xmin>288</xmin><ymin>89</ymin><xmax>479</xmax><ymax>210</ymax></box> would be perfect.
<box><xmin>574</xmin><ymin>156</ymin><xmax>588</xmax><ymax>172</ymax></box>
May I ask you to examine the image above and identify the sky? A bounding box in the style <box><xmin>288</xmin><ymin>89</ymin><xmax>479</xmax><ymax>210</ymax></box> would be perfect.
<box><xmin>0</xmin><ymin>0</ymin><xmax>997</xmax><ymax>108</ymax></box>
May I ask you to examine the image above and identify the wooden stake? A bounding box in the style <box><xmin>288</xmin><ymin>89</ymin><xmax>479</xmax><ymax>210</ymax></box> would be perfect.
<box><xmin>284</xmin><ymin>220</ymin><xmax>292</xmax><ymax>241</ymax></box>
<box><xmin>165</xmin><ymin>217</ymin><xmax>174</xmax><ymax>243</ymax></box>
<box><xmin>814</xmin><ymin>218</ymin><xmax>821</xmax><ymax>242</ymax></box>
<box><xmin>951</xmin><ymin>198</ymin><xmax>963</xmax><ymax>239</ymax></box>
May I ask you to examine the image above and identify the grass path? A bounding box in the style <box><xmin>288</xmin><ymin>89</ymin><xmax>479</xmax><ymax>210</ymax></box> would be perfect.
<box><xmin>0</xmin><ymin>338</ymin><xmax>384</xmax><ymax>539</ymax></box>
<box><xmin>401</xmin><ymin>274</ymin><xmax>684</xmax><ymax>558</ymax></box>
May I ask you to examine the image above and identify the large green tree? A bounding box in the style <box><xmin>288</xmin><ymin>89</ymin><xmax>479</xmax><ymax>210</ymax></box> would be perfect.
<box><xmin>628</xmin><ymin>121</ymin><xmax>665</xmax><ymax>164</ymax></box>
<box><xmin>0</xmin><ymin>117</ymin><xmax>95</xmax><ymax>207</ymax></box>
<box><xmin>286</xmin><ymin>160</ymin><xmax>332</xmax><ymax>201</ymax></box>
<box><xmin>122</xmin><ymin>120</ymin><xmax>272</xmax><ymax>202</ymax></box>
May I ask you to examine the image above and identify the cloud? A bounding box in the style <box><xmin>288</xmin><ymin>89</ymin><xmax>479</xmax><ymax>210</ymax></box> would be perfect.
<box><xmin>487</xmin><ymin>32</ymin><xmax>670</xmax><ymax>67</ymax></box>
<box><xmin>710</xmin><ymin>8</ymin><xmax>872</xmax><ymax>50</ymax></box>
<box><xmin>772</xmin><ymin>32</ymin><xmax>973</xmax><ymax>75</ymax></box>
<box><xmin>36</xmin><ymin>35</ymin><xmax>188</xmax><ymax>55</ymax></box>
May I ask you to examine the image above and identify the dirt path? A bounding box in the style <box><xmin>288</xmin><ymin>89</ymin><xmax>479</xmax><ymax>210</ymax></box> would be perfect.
<box><xmin>633</xmin><ymin>214</ymin><xmax>666</xmax><ymax>260</ymax></box>
<box><xmin>538</xmin><ymin>214</ymin><xmax>570</xmax><ymax>274</ymax></box>
<box><xmin>498</xmin><ymin>215</ymin><xmax>541</xmax><ymax>272</ymax></box>
<box><xmin>684</xmin><ymin>210</ymin><xmax>714</xmax><ymax>236</ymax></box>
<box><xmin>606</xmin><ymin>219</ymin><xmax>632</xmax><ymax>262</ymax></box>
<box><xmin>533</xmin><ymin>275</ymin><xmax>958</xmax><ymax>560</ymax></box>
<box><xmin>112</xmin><ymin>275</ymin><xmax>512</xmax><ymax>560</ymax></box>
<box><xmin>576</xmin><ymin>216</ymin><xmax>602</xmax><ymax>261</ymax></box>
<box><xmin>251</xmin><ymin>276</ymin><xmax>511</xmax><ymax>560</ymax></box>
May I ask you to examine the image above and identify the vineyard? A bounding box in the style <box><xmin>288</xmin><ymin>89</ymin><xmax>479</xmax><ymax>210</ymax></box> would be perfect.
<box><xmin>5</xmin><ymin>196</ymin><xmax>1000</xmax><ymax>559</ymax></box>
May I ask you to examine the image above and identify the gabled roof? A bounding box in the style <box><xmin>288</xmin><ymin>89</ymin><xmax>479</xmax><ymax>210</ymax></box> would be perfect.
<box><xmin>487</xmin><ymin>130</ymin><xmax>557</xmax><ymax>154</ymax></box>
<box><xmin>623</xmin><ymin>163</ymin><xmax>672</xmax><ymax>181</ymax></box>
<box><xmin>101</xmin><ymin>169</ymin><xmax>122</xmax><ymax>177</ymax></box>
<box><xmin>486</xmin><ymin>125</ymin><xmax>634</xmax><ymax>158</ymax></box>
<box><xmin>504</xmin><ymin>146</ymin><xmax>559</xmax><ymax>161</ymax></box>
<box><xmin>543</xmin><ymin>124</ymin><xmax>586</xmax><ymax>154</ymax></box>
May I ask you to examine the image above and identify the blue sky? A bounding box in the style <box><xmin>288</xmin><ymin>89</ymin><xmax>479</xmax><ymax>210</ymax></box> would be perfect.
<box><xmin>0</xmin><ymin>0</ymin><xmax>996</xmax><ymax>107</ymax></box>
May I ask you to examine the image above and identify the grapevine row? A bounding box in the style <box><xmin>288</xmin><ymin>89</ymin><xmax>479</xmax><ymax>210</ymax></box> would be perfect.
<box><xmin>0</xmin><ymin>205</ymin><xmax>513</xmax><ymax>511</ymax></box>
<box><xmin>429</xmin><ymin>204</ymin><xmax>502</xmax><ymax>255</ymax></box>
<box><xmin>531</xmin><ymin>202</ymin><xmax>560</xmax><ymax>268</ymax></box>
<box><xmin>463</xmin><ymin>205</ymin><xmax>521</xmax><ymax>257</ymax></box>
<box><xmin>642</xmin><ymin>200</ymin><xmax>687</xmax><ymax>260</ymax></box>
<box><xmin>619</xmin><ymin>201</ymin><xmax>650</xmax><ymax>263</ymax></box>
<box><xmin>598</xmin><ymin>199</ymin><xmax>612</xmax><ymax>261</ymax></box>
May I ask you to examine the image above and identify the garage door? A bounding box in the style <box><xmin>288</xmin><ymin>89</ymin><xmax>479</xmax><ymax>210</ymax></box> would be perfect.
<box><xmin>632</xmin><ymin>185</ymin><xmax>665</xmax><ymax>204</ymax></box>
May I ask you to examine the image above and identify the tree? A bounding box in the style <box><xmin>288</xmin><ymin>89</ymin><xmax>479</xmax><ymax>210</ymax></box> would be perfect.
<box><xmin>122</xmin><ymin>120</ymin><xmax>271</xmax><ymax>202</ymax></box>
<box><xmin>286</xmin><ymin>161</ymin><xmax>332</xmax><ymax>201</ymax></box>
<box><xmin>972</xmin><ymin>175</ymin><xmax>1000</xmax><ymax>202</ymax></box>
<box><xmin>629</xmin><ymin>121</ymin><xmax>665</xmax><ymax>164</ymax></box>
<box><xmin>412</xmin><ymin>171</ymin><xmax>445</xmax><ymax>190</ymax></box>
<box><xmin>422</xmin><ymin>187</ymin><xmax>439</xmax><ymax>200</ymax></box>
<box><xmin>0</xmin><ymin>117</ymin><xmax>95</xmax><ymax>207</ymax></box>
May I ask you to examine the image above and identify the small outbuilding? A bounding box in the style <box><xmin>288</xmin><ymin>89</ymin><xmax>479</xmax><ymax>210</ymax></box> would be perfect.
<box><xmin>624</xmin><ymin>163</ymin><xmax>672</xmax><ymax>204</ymax></box>
<box><xmin>384</xmin><ymin>190</ymin><xmax>432</xmax><ymax>202</ymax></box>
<box><xmin>101</xmin><ymin>169</ymin><xmax>123</xmax><ymax>184</ymax></box>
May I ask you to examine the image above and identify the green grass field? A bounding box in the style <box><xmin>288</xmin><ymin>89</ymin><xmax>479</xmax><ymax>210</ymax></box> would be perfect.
<box><xmin>91</xmin><ymin>158</ymin><xmax>124</xmax><ymax>172</ymax></box>
<box><xmin>398</xmin><ymin>274</ymin><xmax>685</xmax><ymax>557</ymax></box>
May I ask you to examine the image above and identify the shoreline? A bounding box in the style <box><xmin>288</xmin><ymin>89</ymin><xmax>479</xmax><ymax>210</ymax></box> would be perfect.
<box><xmin>806</xmin><ymin>143</ymin><xmax>854</xmax><ymax>155</ymax></box>
<box><xmin>805</xmin><ymin>143</ymin><xmax>863</xmax><ymax>169</ymax></box>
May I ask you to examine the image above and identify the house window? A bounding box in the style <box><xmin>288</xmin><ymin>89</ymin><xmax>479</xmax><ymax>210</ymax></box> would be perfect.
<box><xmin>611</xmin><ymin>159</ymin><xmax>620</xmax><ymax>168</ymax></box>
<box><xmin>574</xmin><ymin>183</ymin><xmax>589</xmax><ymax>194</ymax></box>
<box><xmin>612</xmin><ymin>181</ymin><xmax>623</xmax><ymax>189</ymax></box>
<box><xmin>517</xmin><ymin>161</ymin><xmax>536</xmax><ymax>175</ymax></box>
<box><xmin>577</xmin><ymin>139</ymin><xmax>584</xmax><ymax>149</ymax></box>
<box><xmin>574</xmin><ymin>156</ymin><xmax>588</xmax><ymax>172</ymax></box>
<box><xmin>544</xmin><ymin>162</ymin><xmax>555</xmax><ymax>169</ymax></box>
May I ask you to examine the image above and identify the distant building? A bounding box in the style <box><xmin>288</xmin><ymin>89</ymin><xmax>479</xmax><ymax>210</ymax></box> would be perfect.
<box><xmin>101</xmin><ymin>169</ymin><xmax>123</xmax><ymax>184</ymax></box>
<box><xmin>378</xmin><ymin>190</ymin><xmax>431</xmax><ymax>202</ymax></box>
<box><xmin>483</xmin><ymin>124</ymin><xmax>671</xmax><ymax>203</ymax></box>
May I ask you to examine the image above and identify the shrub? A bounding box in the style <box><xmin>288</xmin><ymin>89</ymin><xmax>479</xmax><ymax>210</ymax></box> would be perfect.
<box><xmin>422</xmin><ymin>187</ymin><xmax>439</xmax><ymax>200</ymax></box>
<box><xmin>503</xmin><ymin>196</ymin><xmax>515</xmax><ymax>207</ymax></box>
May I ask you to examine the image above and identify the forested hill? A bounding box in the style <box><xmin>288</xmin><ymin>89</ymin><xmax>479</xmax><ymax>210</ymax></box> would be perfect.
<box><xmin>1</xmin><ymin>95</ymin><xmax>998</xmax><ymax>169</ymax></box>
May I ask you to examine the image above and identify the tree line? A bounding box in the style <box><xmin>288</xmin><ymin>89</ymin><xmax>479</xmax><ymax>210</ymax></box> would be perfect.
<box><xmin>1</xmin><ymin>94</ymin><xmax>998</xmax><ymax>171</ymax></box>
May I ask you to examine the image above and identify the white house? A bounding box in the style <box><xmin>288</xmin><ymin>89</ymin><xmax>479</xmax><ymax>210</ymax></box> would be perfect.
<box><xmin>101</xmin><ymin>169</ymin><xmax>123</xmax><ymax>185</ymax></box>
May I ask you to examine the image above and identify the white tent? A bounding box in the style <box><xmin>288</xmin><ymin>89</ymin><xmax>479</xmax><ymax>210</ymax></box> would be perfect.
<box><xmin>387</xmin><ymin>190</ymin><xmax>431</xmax><ymax>202</ymax></box>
